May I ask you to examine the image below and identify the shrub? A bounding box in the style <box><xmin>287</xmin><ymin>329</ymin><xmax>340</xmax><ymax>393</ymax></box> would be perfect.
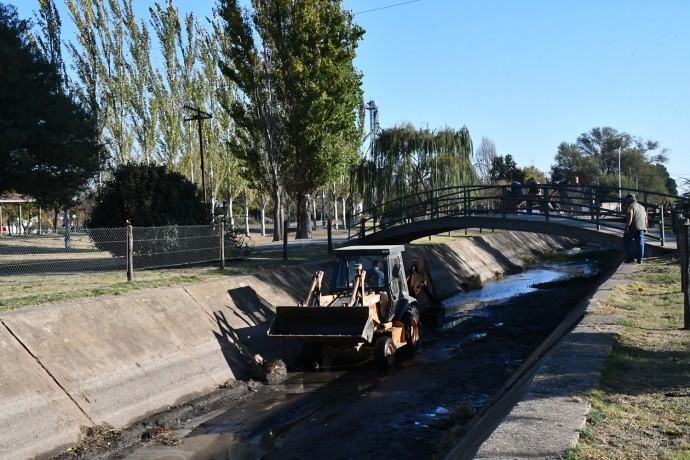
<box><xmin>88</xmin><ymin>163</ymin><xmax>209</xmax><ymax>228</ymax></box>
<box><xmin>87</xmin><ymin>163</ymin><xmax>210</xmax><ymax>261</ymax></box>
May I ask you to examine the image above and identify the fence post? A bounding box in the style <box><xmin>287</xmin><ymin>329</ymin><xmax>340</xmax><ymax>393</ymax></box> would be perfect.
<box><xmin>659</xmin><ymin>205</ymin><xmax>665</xmax><ymax>247</ymax></box>
<box><xmin>126</xmin><ymin>222</ymin><xmax>134</xmax><ymax>282</ymax></box>
<box><xmin>219</xmin><ymin>220</ymin><xmax>225</xmax><ymax>270</ymax></box>
<box><xmin>680</xmin><ymin>216</ymin><xmax>686</xmax><ymax>291</ymax></box>
<box><xmin>283</xmin><ymin>220</ymin><xmax>289</xmax><ymax>261</ymax></box>
<box><xmin>501</xmin><ymin>187</ymin><xmax>507</xmax><ymax>219</ymax></box>
<box><xmin>680</xmin><ymin>219</ymin><xmax>690</xmax><ymax>330</ymax></box>
<box><xmin>327</xmin><ymin>217</ymin><xmax>333</xmax><ymax>254</ymax></box>
<box><xmin>463</xmin><ymin>188</ymin><xmax>468</xmax><ymax>217</ymax></box>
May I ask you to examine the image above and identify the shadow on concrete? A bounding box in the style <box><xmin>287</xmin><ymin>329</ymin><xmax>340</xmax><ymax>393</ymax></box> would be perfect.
<box><xmin>222</xmin><ymin>286</ymin><xmax>301</xmax><ymax>365</ymax></box>
<box><xmin>212</xmin><ymin>311</ymin><xmax>255</xmax><ymax>380</ymax></box>
<box><xmin>471</xmin><ymin>237</ymin><xmax>524</xmax><ymax>274</ymax></box>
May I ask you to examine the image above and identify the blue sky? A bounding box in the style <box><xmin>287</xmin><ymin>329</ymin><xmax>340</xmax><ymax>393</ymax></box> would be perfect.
<box><xmin>14</xmin><ymin>0</ymin><xmax>690</xmax><ymax>191</ymax></box>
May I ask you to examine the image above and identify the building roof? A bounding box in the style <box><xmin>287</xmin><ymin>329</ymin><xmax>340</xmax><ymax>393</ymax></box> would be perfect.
<box><xmin>0</xmin><ymin>193</ymin><xmax>35</xmax><ymax>204</ymax></box>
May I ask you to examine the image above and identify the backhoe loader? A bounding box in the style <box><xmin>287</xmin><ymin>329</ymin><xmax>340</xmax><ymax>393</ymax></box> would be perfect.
<box><xmin>267</xmin><ymin>245</ymin><xmax>443</xmax><ymax>368</ymax></box>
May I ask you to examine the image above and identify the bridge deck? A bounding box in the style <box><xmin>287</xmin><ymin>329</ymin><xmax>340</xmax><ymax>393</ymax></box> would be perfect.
<box><xmin>351</xmin><ymin>184</ymin><xmax>686</xmax><ymax>256</ymax></box>
<box><xmin>354</xmin><ymin>213</ymin><xmax>678</xmax><ymax>256</ymax></box>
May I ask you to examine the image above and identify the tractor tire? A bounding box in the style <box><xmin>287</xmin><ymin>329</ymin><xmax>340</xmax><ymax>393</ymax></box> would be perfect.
<box><xmin>374</xmin><ymin>336</ymin><xmax>395</xmax><ymax>368</ymax></box>
<box><xmin>401</xmin><ymin>305</ymin><xmax>421</xmax><ymax>355</ymax></box>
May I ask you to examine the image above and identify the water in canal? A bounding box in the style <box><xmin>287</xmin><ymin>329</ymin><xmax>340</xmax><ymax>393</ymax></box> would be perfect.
<box><xmin>442</xmin><ymin>249</ymin><xmax>599</xmax><ymax>326</ymax></box>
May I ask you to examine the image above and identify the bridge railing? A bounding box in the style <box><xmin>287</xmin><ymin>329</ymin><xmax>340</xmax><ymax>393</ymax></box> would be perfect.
<box><xmin>350</xmin><ymin>183</ymin><xmax>688</xmax><ymax>245</ymax></box>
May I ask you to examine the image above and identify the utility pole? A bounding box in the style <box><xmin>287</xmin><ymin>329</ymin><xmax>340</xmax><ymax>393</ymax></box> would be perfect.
<box><xmin>184</xmin><ymin>105</ymin><xmax>213</xmax><ymax>206</ymax></box>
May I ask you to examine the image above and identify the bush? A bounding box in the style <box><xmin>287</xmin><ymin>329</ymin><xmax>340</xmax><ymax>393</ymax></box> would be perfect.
<box><xmin>88</xmin><ymin>163</ymin><xmax>209</xmax><ymax>228</ymax></box>
<box><xmin>87</xmin><ymin>163</ymin><xmax>210</xmax><ymax>260</ymax></box>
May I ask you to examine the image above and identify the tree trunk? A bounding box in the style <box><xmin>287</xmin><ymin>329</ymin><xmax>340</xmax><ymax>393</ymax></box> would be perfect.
<box><xmin>260</xmin><ymin>193</ymin><xmax>266</xmax><ymax>237</ymax></box>
<box><xmin>341</xmin><ymin>196</ymin><xmax>347</xmax><ymax>229</ymax></box>
<box><xmin>63</xmin><ymin>208</ymin><xmax>71</xmax><ymax>250</ymax></box>
<box><xmin>227</xmin><ymin>188</ymin><xmax>235</xmax><ymax>229</ymax></box>
<box><xmin>321</xmin><ymin>189</ymin><xmax>326</xmax><ymax>228</ymax></box>
<box><xmin>312</xmin><ymin>197</ymin><xmax>317</xmax><ymax>230</ymax></box>
<box><xmin>272</xmin><ymin>186</ymin><xmax>282</xmax><ymax>242</ymax></box>
<box><xmin>295</xmin><ymin>193</ymin><xmax>312</xmax><ymax>239</ymax></box>
<box><xmin>244</xmin><ymin>190</ymin><xmax>250</xmax><ymax>235</ymax></box>
<box><xmin>332</xmin><ymin>184</ymin><xmax>338</xmax><ymax>230</ymax></box>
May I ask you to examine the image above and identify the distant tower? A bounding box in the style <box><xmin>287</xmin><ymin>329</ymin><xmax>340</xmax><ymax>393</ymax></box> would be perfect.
<box><xmin>365</xmin><ymin>99</ymin><xmax>379</xmax><ymax>159</ymax></box>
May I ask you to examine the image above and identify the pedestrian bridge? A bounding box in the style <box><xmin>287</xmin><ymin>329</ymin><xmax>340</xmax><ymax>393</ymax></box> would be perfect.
<box><xmin>348</xmin><ymin>184</ymin><xmax>688</xmax><ymax>255</ymax></box>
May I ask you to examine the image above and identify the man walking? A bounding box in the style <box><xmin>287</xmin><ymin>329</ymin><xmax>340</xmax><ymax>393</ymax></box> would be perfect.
<box><xmin>623</xmin><ymin>193</ymin><xmax>648</xmax><ymax>264</ymax></box>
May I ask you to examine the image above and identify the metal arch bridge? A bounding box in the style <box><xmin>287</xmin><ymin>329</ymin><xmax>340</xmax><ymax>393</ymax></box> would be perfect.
<box><xmin>347</xmin><ymin>183</ymin><xmax>689</xmax><ymax>255</ymax></box>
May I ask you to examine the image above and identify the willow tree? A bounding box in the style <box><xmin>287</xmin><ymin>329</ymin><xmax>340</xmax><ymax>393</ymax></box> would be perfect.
<box><xmin>218</xmin><ymin>0</ymin><xmax>364</xmax><ymax>240</ymax></box>
<box><xmin>371</xmin><ymin>123</ymin><xmax>475</xmax><ymax>211</ymax></box>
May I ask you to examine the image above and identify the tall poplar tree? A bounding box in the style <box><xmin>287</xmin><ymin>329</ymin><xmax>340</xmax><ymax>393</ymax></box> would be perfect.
<box><xmin>66</xmin><ymin>0</ymin><xmax>134</xmax><ymax>166</ymax></box>
<box><xmin>218</xmin><ymin>0</ymin><xmax>364</xmax><ymax>240</ymax></box>
<box><xmin>123</xmin><ymin>0</ymin><xmax>157</xmax><ymax>164</ymax></box>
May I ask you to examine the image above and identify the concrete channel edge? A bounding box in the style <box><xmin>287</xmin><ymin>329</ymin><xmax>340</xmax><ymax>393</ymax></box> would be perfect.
<box><xmin>468</xmin><ymin>259</ymin><xmax>635</xmax><ymax>459</ymax></box>
<box><xmin>1</xmin><ymin>232</ymin><xmax>583</xmax><ymax>459</ymax></box>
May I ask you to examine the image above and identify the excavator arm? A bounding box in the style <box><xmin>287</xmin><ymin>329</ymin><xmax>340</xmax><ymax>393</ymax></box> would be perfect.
<box><xmin>407</xmin><ymin>256</ymin><xmax>445</xmax><ymax>327</ymax></box>
<box><xmin>304</xmin><ymin>271</ymin><xmax>324</xmax><ymax>306</ymax></box>
<box><xmin>406</xmin><ymin>256</ymin><xmax>439</xmax><ymax>304</ymax></box>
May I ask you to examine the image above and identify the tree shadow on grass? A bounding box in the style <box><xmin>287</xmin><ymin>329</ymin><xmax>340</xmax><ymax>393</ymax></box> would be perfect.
<box><xmin>600</xmin><ymin>342</ymin><xmax>690</xmax><ymax>396</ymax></box>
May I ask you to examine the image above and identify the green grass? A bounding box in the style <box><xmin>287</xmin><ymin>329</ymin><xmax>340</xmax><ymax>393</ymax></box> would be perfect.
<box><xmin>0</xmin><ymin>229</ymin><xmax>485</xmax><ymax>313</ymax></box>
<box><xmin>0</xmin><ymin>243</ymin><xmax>334</xmax><ymax>314</ymax></box>
<box><xmin>563</xmin><ymin>256</ymin><xmax>690</xmax><ymax>460</ymax></box>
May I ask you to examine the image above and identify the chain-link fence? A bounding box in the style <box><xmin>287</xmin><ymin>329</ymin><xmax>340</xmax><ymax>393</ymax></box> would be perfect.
<box><xmin>0</xmin><ymin>224</ymin><xmax>250</xmax><ymax>277</ymax></box>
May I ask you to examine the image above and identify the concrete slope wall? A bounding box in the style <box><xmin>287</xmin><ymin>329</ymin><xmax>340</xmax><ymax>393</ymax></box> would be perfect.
<box><xmin>404</xmin><ymin>232</ymin><xmax>575</xmax><ymax>299</ymax></box>
<box><xmin>0</xmin><ymin>232</ymin><xmax>573</xmax><ymax>459</ymax></box>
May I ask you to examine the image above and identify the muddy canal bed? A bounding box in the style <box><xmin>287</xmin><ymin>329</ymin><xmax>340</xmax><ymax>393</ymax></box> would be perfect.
<box><xmin>69</xmin><ymin>252</ymin><xmax>615</xmax><ymax>460</ymax></box>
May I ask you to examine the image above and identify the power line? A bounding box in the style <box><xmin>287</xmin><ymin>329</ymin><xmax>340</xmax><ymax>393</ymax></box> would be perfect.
<box><xmin>353</xmin><ymin>0</ymin><xmax>421</xmax><ymax>15</ymax></box>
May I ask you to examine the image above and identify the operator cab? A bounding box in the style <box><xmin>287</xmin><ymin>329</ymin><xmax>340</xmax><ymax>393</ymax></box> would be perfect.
<box><xmin>332</xmin><ymin>245</ymin><xmax>405</xmax><ymax>294</ymax></box>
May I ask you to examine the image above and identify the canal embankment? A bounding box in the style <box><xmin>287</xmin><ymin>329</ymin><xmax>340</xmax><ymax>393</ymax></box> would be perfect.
<box><xmin>0</xmin><ymin>231</ymin><xmax>576</xmax><ymax>459</ymax></box>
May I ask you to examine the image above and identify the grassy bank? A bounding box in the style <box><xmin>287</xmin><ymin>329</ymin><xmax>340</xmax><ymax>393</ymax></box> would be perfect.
<box><xmin>564</xmin><ymin>255</ymin><xmax>690</xmax><ymax>459</ymax></box>
<box><xmin>0</xmin><ymin>230</ymin><xmax>483</xmax><ymax>313</ymax></box>
<box><xmin>0</xmin><ymin>243</ymin><xmax>332</xmax><ymax>313</ymax></box>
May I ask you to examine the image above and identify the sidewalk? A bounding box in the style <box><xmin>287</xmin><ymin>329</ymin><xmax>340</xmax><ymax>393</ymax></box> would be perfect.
<box><xmin>474</xmin><ymin>260</ymin><xmax>637</xmax><ymax>459</ymax></box>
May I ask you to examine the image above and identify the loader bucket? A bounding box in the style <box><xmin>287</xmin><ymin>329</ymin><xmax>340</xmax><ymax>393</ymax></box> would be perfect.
<box><xmin>268</xmin><ymin>306</ymin><xmax>374</xmax><ymax>345</ymax></box>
